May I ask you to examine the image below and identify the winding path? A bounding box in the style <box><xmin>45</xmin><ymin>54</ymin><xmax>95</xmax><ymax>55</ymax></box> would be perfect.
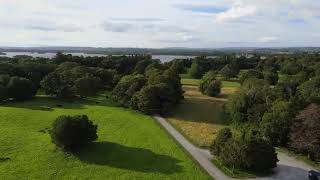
<box><xmin>154</xmin><ymin>116</ymin><xmax>316</xmax><ymax>180</ymax></box>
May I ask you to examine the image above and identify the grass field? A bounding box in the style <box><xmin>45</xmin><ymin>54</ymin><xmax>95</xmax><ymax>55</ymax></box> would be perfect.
<box><xmin>167</xmin><ymin>78</ymin><xmax>239</xmax><ymax>148</ymax></box>
<box><xmin>0</xmin><ymin>95</ymin><xmax>210</xmax><ymax>180</ymax></box>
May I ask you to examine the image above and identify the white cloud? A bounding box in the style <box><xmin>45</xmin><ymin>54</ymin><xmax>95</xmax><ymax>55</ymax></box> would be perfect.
<box><xmin>214</xmin><ymin>2</ymin><xmax>257</xmax><ymax>23</ymax></box>
<box><xmin>259</xmin><ymin>36</ymin><xmax>279</xmax><ymax>43</ymax></box>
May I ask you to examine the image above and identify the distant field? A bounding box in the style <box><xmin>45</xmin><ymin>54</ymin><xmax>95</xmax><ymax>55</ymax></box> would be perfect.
<box><xmin>0</xmin><ymin>95</ymin><xmax>210</xmax><ymax>180</ymax></box>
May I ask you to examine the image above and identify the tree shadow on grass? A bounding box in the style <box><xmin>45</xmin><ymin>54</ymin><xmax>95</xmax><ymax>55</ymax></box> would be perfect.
<box><xmin>74</xmin><ymin>142</ymin><xmax>183</xmax><ymax>174</ymax></box>
<box><xmin>171</xmin><ymin>97</ymin><xmax>228</xmax><ymax>125</ymax></box>
<box><xmin>0</xmin><ymin>96</ymin><xmax>86</xmax><ymax>110</ymax></box>
<box><xmin>0</xmin><ymin>95</ymin><xmax>119</xmax><ymax>111</ymax></box>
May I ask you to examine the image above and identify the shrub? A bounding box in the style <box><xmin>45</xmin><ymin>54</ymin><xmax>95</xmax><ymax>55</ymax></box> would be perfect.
<box><xmin>50</xmin><ymin>115</ymin><xmax>98</xmax><ymax>151</ymax></box>
<box><xmin>289</xmin><ymin>103</ymin><xmax>320</xmax><ymax>160</ymax></box>
<box><xmin>211</xmin><ymin>129</ymin><xmax>278</xmax><ymax>172</ymax></box>
<box><xmin>199</xmin><ymin>71</ymin><xmax>221</xmax><ymax>97</ymax></box>
<box><xmin>210</xmin><ymin>128</ymin><xmax>232</xmax><ymax>156</ymax></box>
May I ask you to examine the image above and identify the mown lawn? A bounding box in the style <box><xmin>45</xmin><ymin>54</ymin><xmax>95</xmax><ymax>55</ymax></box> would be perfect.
<box><xmin>0</xmin><ymin>95</ymin><xmax>210</xmax><ymax>180</ymax></box>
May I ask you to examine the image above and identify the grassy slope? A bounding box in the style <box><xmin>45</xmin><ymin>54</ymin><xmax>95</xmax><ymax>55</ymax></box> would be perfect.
<box><xmin>0</xmin><ymin>95</ymin><xmax>210</xmax><ymax>180</ymax></box>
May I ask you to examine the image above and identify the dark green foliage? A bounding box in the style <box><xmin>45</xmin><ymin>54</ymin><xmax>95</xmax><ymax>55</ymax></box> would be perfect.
<box><xmin>289</xmin><ymin>104</ymin><xmax>320</xmax><ymax>161</ymax></box>
<box><xmin>50</xmin><ymin>115</ymin><xmax>98</xmax><ymax>151</ymax></box>
<box><xmin>7</xmin><ymin>77</ymin><xmax>36</xmax><ymax>101</ymax></box>
<box><xmin>227</xmin><ymin>78</ymin><xmax>269</xmax><ymax>123</ymax></box>
<box><xmin>261</xmin><ymin>101</ymin><xmax>294</xmax><ymax>146</ymax></box>
<box><xmin>263</xmin><ymin>71</ymin><xmax>278</xmax><ymax>85</ymax></box>
<box><xmin>211</xmin><ymin>129</ymin><xmax>278</xmax><ymax>172</ymax></box>
<box><xmin>199</xmin><ymin>71</ymin><xmax>221</xmax><ymax>97</ymax></box>
<box><xmin>130</xmin><ymin>68</ymin><xmax>183</xmax><ymax>115</ymax></box>
<box><xmin>210</xmin><ymin>128</ymin><xmax>232</xmax><ymax>156</ymax></box>
<box><xmin>239</xmin><ymin>69</ymin><xmax>264</xmax><ymax>84</ymax></box>
<box><xmin>131</xmin><ymin>83</ymin><xmax>172</xmax><ymax>115</ymax></box>
<box><xmin>280</xmin><ymin>61</ymin><xmax>301</xmax><ymax>75</ymax></box>
<box><xmin>75</xmin><ymin>76</ymin><xmax>101</xmax><ymax>97</ymax></box>
<box><xmin>298</xmin><ymin>76</ymin><xmax>320</xmax><ymax>102</ymax></box>
<box><xmin>94</xmin><ymin>68</ymin><xmax>118</xmax><ymax>89</ymax></box>
<box><xmin>112</xmin><ymin>75</ymin><xmax>146</xmax><ymax>107</ymax></box>
<box><xmin>41</xmin><ymin>71</ymin><xmax>75</xmax><ymax>98</ymax></box>
<box><xmin>189</xmin><ymin>61</ymin><xmax>204</xmax><ymax>79</ymax></box>
<box><xmin>274</xmin><ymin>73</ymin><xmax>307</xmax><ymax>100</ymax></box>
<box><xmin>0</xmin><ymin>84</ymin><xmax>7</xmax><ymax>101</ymax></box>
<box><xmin>220</xmin><ymin>64</ymin><xmax>239</xmax><ymax>80</ymax></box>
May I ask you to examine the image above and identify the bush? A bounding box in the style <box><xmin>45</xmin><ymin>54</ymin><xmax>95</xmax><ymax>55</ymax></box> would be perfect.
<box><xmin>210</xmin><ymin>128</ymin><xmax>232</xmax><ymax>156</ymax></box>
<box><xmin>211</xmin><ymin>129</ymin><xmax>278</xmax><ymax>172</ymax></box>
<box><xmin>50</xmin><ymin>115</ymin><xmax>98</xmax><ymax>151</ymax></box>
<box><xmin>199</xmin><ymin>71</ymin><xmax>221</xmax><ymax>97</ymax></box>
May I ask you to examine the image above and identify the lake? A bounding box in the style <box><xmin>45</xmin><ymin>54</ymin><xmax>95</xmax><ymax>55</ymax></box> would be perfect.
<box><xmin>0</xmin><ymin>52</ymin><xmax>199</xmax><ymax>63</ymax></box>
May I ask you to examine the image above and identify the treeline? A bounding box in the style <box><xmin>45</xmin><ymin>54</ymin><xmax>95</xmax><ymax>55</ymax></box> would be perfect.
<box><xmin>169</xmin><ymin>53</ymin><xmax>320</xmax><ymax>171</ymax></box>
<box><xmin>0</xmin><ymin>53</ymin><xmax>183</xmax><ymax>115</ymax></box>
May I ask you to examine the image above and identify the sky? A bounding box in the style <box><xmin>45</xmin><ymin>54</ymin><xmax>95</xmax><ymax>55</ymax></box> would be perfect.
<box><xmin>1</xmin><ymin>0</ymin><xmax>320</xmax><ymax>48</ymax></box>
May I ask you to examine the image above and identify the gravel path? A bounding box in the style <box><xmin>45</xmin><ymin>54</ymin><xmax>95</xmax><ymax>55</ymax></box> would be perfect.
<box><xmin>154</xmin><ymin>115</ymin><xmax>316</xmax><ymax>180</ymax></box>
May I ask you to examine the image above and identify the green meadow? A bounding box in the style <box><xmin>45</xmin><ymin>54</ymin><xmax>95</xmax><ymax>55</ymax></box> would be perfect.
<box><xmin>0</xmin><ymin>95</ymin><xmax>210</xmax><ymax>180</ymax></box>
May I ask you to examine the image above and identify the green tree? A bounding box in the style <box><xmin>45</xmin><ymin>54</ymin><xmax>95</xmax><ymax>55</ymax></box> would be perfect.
<box><xmin>7</xmin><ymin>77</ymin><xmax>36</xmax><ymax>101</ymax></box>
<box><xmin>189</xmin><ymin>62</ymin><xmax>204</xmax><ymax>79</ymax></box>
<box><xmin>75</xmin><ymin>76</ymin><xmax>101</xmax><ymax>98</ymax></box>
<box><xmin>261</xmin><ymin>101</ymin><xmax>293</xmax><ymax>146</ymax></box>
<box><xmin>297</xmin><ymin>76</ymin><xmax>320</xmax><ymax>101</ymax></box>
<box><xmin>239</xmin><ymin>69</ymin><xmax>264</xmax><ymax>84</ymax></box>
<box><xmin>112</xmin><ymin>75</ymin><xmax>146</xmax><ymax>107</ymax></box>
<box><xmin>199</xmin><ymin>71</ymin><xmax>221</xmax><ymax>97</ymax></box>
<box><xmin>263</xmin><ymin>71</ymin><xmax>278</xmax><ymax>85</ymax></box>
<box><xmin>50</xmin><ymin>115</ymin><xmax>98</xmax><ymax>151</ymax></box>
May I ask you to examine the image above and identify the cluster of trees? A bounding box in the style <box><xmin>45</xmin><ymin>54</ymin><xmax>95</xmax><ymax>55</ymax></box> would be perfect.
<box><xmin>0</xmin><ymin>53</ymin><xmax>183</xmax><ymax>115</ymax></box>
<box><xmin>199</xmin><ymin>71</ymin><xmax>221</xmax><ymax>97</ymax></box>
<box><xmin>211</xmin><ymin>128</ymin><xmax>278</xmax><ymax>172</ymax></box>
<box><xmin>169</xmin><ymin>53</ymin><xmax>320</xmax><ymax>170</ymax></box>
<box><xmin>225</xmin><ymin>53</ymin><xmax>320</xmax><ymax>163</ymax></box>
<box><xmin>112</xmin><ymin>61</ymin><xmax>183</xmax><ymax>115</ymax></box>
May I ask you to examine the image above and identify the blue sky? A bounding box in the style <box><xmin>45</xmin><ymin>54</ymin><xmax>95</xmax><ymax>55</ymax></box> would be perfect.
<box><xmin>1</xmin><ymin>0</ymin><xmax>320</xmax><ymax>48</ymax></box>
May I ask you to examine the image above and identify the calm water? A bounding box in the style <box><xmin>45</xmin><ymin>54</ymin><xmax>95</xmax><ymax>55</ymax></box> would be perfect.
<box><xmin>0</xmin><ymin>52</ymin><xmax>198</xmax><ymax>62</ymax></box>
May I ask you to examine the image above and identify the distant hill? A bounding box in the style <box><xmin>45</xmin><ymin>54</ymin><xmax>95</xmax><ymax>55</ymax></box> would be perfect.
<box><xmin>0</xmin><ymin>47</ymin><xmax>319</xmax><ymax>56</ymax></box>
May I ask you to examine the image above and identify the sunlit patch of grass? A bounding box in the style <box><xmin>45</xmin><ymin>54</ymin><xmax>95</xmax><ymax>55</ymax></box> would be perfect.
<box><xmin>0</xmin><ymin>94</ymin><xmax>210</xmax><ymax>180</ymax></box>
